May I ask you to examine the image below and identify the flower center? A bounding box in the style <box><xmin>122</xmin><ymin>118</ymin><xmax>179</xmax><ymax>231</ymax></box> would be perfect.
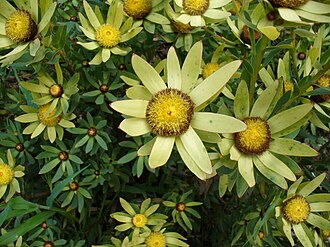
<box><xmin>312</xmin><ymin>75</ymin><xmax>330</xmax><ymax>102</ymax></box>
<box><xmin>145</xmin><ymin>232</ymin><xmax>166</xmax><ymax>247</ymax></box>
<box><xmin>0</xmin><ymin>163</ymin><xmax>14</xmax><ymax>185</ymax></box>
<box><xmin>235</xmin><ymin>117</ymin><xmax>271</xmax><ymax>154</ymax></box>
<box><xmin>5</xmin><ymin>10</ymin><xmax>38</xmax><ymax>43</ymax></box>
<box><xmin>43</xmin><ymin>241</ymin><xmax>54</xmax><ymax>247</ymax></box>
<box><xmin>69</xmin><ymin>181</ymin><xmax>79</xmax><ymax>191</ymax></box>
<box><xmin>323</xmin><ymin>229</ymin><xmax>330</xmax><ymax>238</ymax></box>
<box><xmin>132</xmin><ymin>213</ymin><xmax>148</xmax><ymax>227</ymax></box>
<box><xmin>58</xmin><ymin>151</ymin><xmax>69</xmax><ymax>161</ymax></box>
<box><xmin>284</xmin><ymin>81</ymin><xmax>294</xmax><ymax>93</ymax></box>
<box><xmin>38</xmin><ymin>104</ymin><xmax>62</xmax><ymax>127</ymax></box>
<box><xmin>202</xmin><ymin>63</ymin><xmax>220</xmax><ymax>79</ymax></box>
<box><xmin>49</xmin><ymin>84</ymin><xmax>63</xmax><ymax>98</ymax></box>
<box><xmin>146</xmin><ymin>88</ymin><xmax>195</xmax><ymax>136</ymax></box>
<box><xmin>15</xmin><ymin>143</ymin><xmax>25</xmax><ymax>152</ymax></box>
<box><xmin>282</xmin><ymin>195</ymin><xmax>310</xmax><ymax>224</ymax></box>
<box><xmin>270</xmin><ymin>0</ymin><xmax>309</xmax><ymax>8</ymax></box>
<box><xmin>95</xmin><ymin>24</ymin><xmax>121</xmax><ymax>48</ymax></box>
<box><xmin>176</xmin><ymin>202</ymin><xmax>186</xmax><ymax>212</ymax></box>
<box><xmin>183</xmin><ymin>0</ymin><xmax>210</xmax><ymax>15</ymax></box>
<box><xmin>172</xmin><ymin>21</ymin><xmax>194</xmax><ymax>34</ymax></box>
<box><xmin>123</xmin><ymin>0</ymin><xmax>152</xmax><ymax>20</ymax></box>
<box><xmin>99</xmin><ymin>84</ymin><xmax>109</xmax><ymax>93</ymax></box>
<box><xmin>87</xmin><ymin>127</ymin><xmax>97</xmax><ymax>137</ymax></box>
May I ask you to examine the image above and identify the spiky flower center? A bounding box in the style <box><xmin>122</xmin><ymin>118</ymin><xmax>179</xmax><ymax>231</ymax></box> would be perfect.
<box><xmin>282</xmin><ymin>195</ymin><xmax>310</xmax><ymax>224</ymax></box>
<box><xmin>202</xmin><ymin>63</ymin><xmax>220</xmax><ymax>79</ymax></box>
<box><xmin>38</xmin><ymin>104</ymin><xmax>62</xmax><ymax>127</ymax></box>
<box><xmin>0</xmin><ymin>163</ymin><xmax>14</xmax><ymax>185</ymax></box>
<box><xmin>146</xmin><ymin>88</ymin><xmax>194</xmax><ymax>136</ymax></box>
<box><xmin>145</xmin><ymin>232</ymin><xmax>166</xmax><ymax>247</ymax></box>
<box><xmin>316</xmin><ymin>75</ymin><xmax>330</xmax><ymax>88</ymax></box>
<box><xmin>313</xmin><ymin>75</ymin><xmax>330</xmax><ymax>102</ymax></box>
<box><xmin>95</xmin><ymin>24</ymin><xmax>121</xmax><ymax>48</ymax></box>
<box><xmin>270</xmin><ymin>0</ymin><xmax>309</xmax><ymax>8</ymax></box>
<box><xmin>235</xmin><ymin>117</ymin><xmax>271</xmax><ymax>154</ymax></box>
<box><xmin>132</xmin><ymin>213</ymin><xmax>148</xmax><ymax>227</ymax></box>
<box><xmin>284</xmin><ymin>81</ymin><xmax>294</xmax><ymax>93</ymax></box>
<box><xmin>49</xmin><ymin>84</ymin><xmax>63</xmax><ymax>98</ymax></box>
<box><xmin>176</xmin><ymin>202</ymin><xmax>186</xmax><ymax>212</ymax></box>
<box><xmin>123</xmin><ymin>0</ymin><xmax>152</xmax><ymax>20</ymax></box>
<box><xmin>183</xmin><ymin>0</ymin><xmax>210</xmax><ymax>15</ymax></box>
<box><xmin>323</xmin><ymin>229</ymin><xmax>330</xmax><ymax>238</ymax></box>
<box><xmin>172</xmin><ymin>21</ymin><xmax>194</xmax><ymax>34</ymax></box>
<box><xmin>5</xmin><ymin>10</ymin><xmax>38</xmax><ymax>43</ymax></box>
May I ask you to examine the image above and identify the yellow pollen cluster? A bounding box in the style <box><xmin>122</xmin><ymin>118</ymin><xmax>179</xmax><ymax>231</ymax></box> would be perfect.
<box><xmin>132</xmin><ymin>213</ymin><xmax>148</xmax><ymax>227</ymax></box>
<box><xmin>0</xmin><ymin>163</ymin><xmax>14</xmax><ymax>185</ymax></box>
<box><xmin>323</xmin><ymin>229</ymin><xmax>330</xmax><ymax>238</ymax></box>
<box><xmin>202</xmin><ymin>63</ymin><xmax>220</xmax><ymax>79</ymax></box>
<box><xmin>123</xmin><ymin>0</ymin><xmax>152</xmax><ymax>20</ymax></box>
<box><xmin>282</xmin><ymin>195</ymin><xmax>310</xmax><ymax>224</ymax></box>
<box><xmin>95</xmin><ymin>24</ymin><xmax>121</xmax><ymax>48</ymax></box>
<box><xmin>172</xmin><ymin>21</ymin><xmax>194</xmax><ymax>34</ymax></box>
<box><xmin>38</xmin><ymin>104</ymin><xmax>62</xmax><ymax>127</ymax></box>
<box><xmin>270</xmin><ymin>0</ymin><xmax>309</xmax><ymax>8</ymax></box>
<box><xmin>5</xmin><ymin>10</ymin><xmax>38</xmax><ymax>43</ymax></box>
<box><xmin>49</xmin><ymin>84</ymin><xmax>63</xmax><ymax>98</ymax></box>
<box><xmin>235</xmin><ymin>117</ymin><xmax>271</xmax><ymax>154</ymax></box>
<box><xmin>284</xmin><ymin>81</ymin><xmax>294</xmax><ymax>92</ymax></box>
<box><xmin>145</xmin><ymin>232</ymin><xmax>166</xmax><ymax>247</ymax></box>
<box><xmin>146</xmin><ymin>88</ymin><xmax>195</xmax><ymax>136</ymax></box>
<box><xmin>183</xmin><ymin>0</ymin><xmax>210</xmax><ymax>16</ymax></box>
<box><xmin>316</xmin><ymin>75</ymin><xmax>330</xmax><ymax>88</ymax></box>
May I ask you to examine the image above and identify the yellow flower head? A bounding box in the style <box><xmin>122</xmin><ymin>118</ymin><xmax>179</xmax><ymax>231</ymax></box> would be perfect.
<box><xmin>235</xmin><ymin>117</ymin><xmax>271</xmax><ymax>154</ymax></box>
<box><xmin>183</xmin><ymin>0</ymin><xmax>210</xmax><ymax>15</ymax></box>
<box><xmin>316</xmin><ymin>75</ymin><xmax>330</xmax><ymax>88</ymax></box>
<box><xmin>5</xmin><ymin>10</ymin><xmax>38</xmax><ymax>43</ymax></box>
<box><xmin>38</xmin><ymin>104</ymin><xmax>62</xmax><ymax>127</ymax></box>
<box><xmin>312</xmin><ymin>75</ymin><xmax>330</xmax><ymax>102</ymax></box>
<box><xmin>282</xmin><ymin>195</ymin><xmax>310</xmax><ymax>224</ymax></box>
<box><xmin>322</xmin><ymin>229</ymin><xmax>330</xmax><ymax>238</ymax></box>
<box><xmin>145</xmin><ymin>232</ymin><xmax>166</xmax><ymax>247</ymax></box>
<box><xmin>146</xmin><ymin>88</ymin><xmax>195</xmax><ymax>136</ymax></box>
<box><xmin>0</xmin><ymin>163</ymin><xmax>14</xmax><ymax>185</ymax></box>
<box><xmin>49</xmin><ymin>84</ymin><xmax>64</xmax><ymax>98</ymax></box>
<box><xmin>172</xmin><ymin>21</ymin><xmax>194</xmax><ymax>34</ymax></box>
<box><xmin>202</xmin><ymin>63</ymin><xmax>220</xmax><ymax>79</ymax></box>
<box><xmin>95</xmin><ymin>24</ymin><xmax>121</xmax><ymax>48</ymax></box>
<box><xmin>132</xmin><ymin>213</ymin><xmax>148</xmax><ymax>227</ymax></box>
<box><xmin>270</xmin><ymin>0</ymin><xmax>309</xmax><ymax>8</ymax></box>
<box><xmin>123</xmin><ymin>0</ymin><xmax>152</xmax><ymax>20</ymax></box>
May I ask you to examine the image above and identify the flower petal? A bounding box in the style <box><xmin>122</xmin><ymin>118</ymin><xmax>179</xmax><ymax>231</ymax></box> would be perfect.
<box><xmin>38</xmin><ymin>2</ymin><xmax>57</xmax><ymax>33</ymax></box>
<box><xmin>278</xmin><ymin>7</ymin><xmax>302</xmax><ymax>23</ymax></box>
<box><xmin>83</xmin><ymin>0</ymin><xmax>101</xmax><ymax>29</ymax></box>
<box><xmin>203</xmin><ymin>9</ymin><xmax>231</xmax><ymax>20</ymax></box>
<box><xmin>190</xmin><ymin>60</ymin><xmax>242</xmax><ymax>110</ymax></box>
<box><xmin>298</xmin><ymin>1</ymin><xmax>330</xmax><ymax>14</ymax></box>
<box><xmin>111</xmin><ymin>100</ymin><xmax>148</xmax><ymax>118</ymax></box>
<box><xmin>253</xmin><ymin>156</ymin><xmax>287</xmax><ymax>189</ymax></box>
<box><xmin>181</xmin><ymin>42</ymin><xmax>202</xmax><ymax>93</ymax></box>
<box><xmin>149</xmin><ymin>136</ymin><xmax>175</xmax><ymax>168</ymax></box>
<box><xmin>0</xmin><ymin>36</ymin><xmax>14</xmax><ymax>48</ymax></box>
<box><xmin>132</xmin><ymin>55</ymin><xmax>166</xmax><ymax>95</ymax></box>
<box><xmin>176</xmin><ymin>138</ymin><xmax>208</xmax><ymax>180</ymax></box>
<box><xmin>15</xmin><ymin>113</ymin><xmax>38</xmax><ymax>123</ymax></box>
<box><xmin>1</xmin><ymin>0</ymin><xmax>16</xmax><ymax>19</ymax></box>
<box><xmin>269</xmin><ymin>138</ymin><xmax>318</xmax><ymax>157</ymax></box>
<box><xmin>0</xmin><ymin>43</ymin><xmax>29</xmax><ymax>59</ymax></box>
<box><xmin>310</xmin><ymin>202</ymin><xmax>330</xmax><ymax>212</ymax></box>
<box><xmin>191</xmin><ymin>112</ymin><xmax>246</xmax><ymax>133</ymax></box>
<box><xmin>102</xmin><ymin>48</ymin><xmax>111</xmax><ymax>63</ymax></box>
<box><xmin>307</xmin><ymin>213</ymin><xmax>330</xmax><ymax>230</ymax></box>
<box><xmin>257</xmin><ymin>151</ymin><xmax>296</xmax><ymax>181</ymax></box>
<box><xmin>119</xmin><ymin>118</ymin><xmax>151</xmax><ymax>137</ymax></box>
<box><xmin>233</xmin><ymin>80</ymin><xmax>249</xmax><ymax>120</ymax></box>
<box><xmin>126</xmin><ymin>85</ymin><xmax>153</xmax><ymax>100</ymax></box>
<box><xmin>179</xmin><ymin>126</ymin><xmax>212</xmax><ymax>174</ymax></box>
<box><xmin>31</xmin><ymin>123</ymin><xmax>46</xmax><ymax>139</ymax></box>
<box><xmin>209</xmin><ymin>0</ymin><xmax>231</xmax><ymax>8</ymax></box>
<box><xmin>167</xmin><ymin>47</ymin><xmax>182</xmax><ymax>90</ymax></box>
<box><xmin>250</xmin><ymin>84</ymin><xmax>277</xmax><ymax>119</ymax></box>
<box><xmin>268</xmin><ymin>103</ymin><xmax>313</xmax><ymax>135</ymax></box>
<box><xmin>238</xmin><ymin>154</ymin><xmax>255</xmax><ymax>187</ymax></box>
<box><xmin>292</xmin><ymin>224</ymin><xmax>313</xmax><ymax>247</ymax></box>
<box><xmin>298</xmin><ymin>173</ymin><xmax>326</xmax><ymax>197</ymax></box>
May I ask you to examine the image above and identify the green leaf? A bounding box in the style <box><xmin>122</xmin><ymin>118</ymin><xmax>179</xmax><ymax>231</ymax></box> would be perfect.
<box><xmin>298</xmin><ymin>173</ymin><xmax>326</xmax><ymax>197</ymax></box>
<box><xmin>0</xmin><ymin>211</ymin><xmax>55</xmax><ymax>245</ymax></box>
<box><xmin>234</xmin><ymin>81</ymin><xmax>250</xmax><ymax>120</ymax></box>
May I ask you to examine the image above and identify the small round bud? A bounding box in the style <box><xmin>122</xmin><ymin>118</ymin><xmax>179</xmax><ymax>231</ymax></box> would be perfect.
<box><xmin>94</xmin><ymin>170</ymin><xmax>100</xmax><ymax>176</ymax></box>
<box><xmin>99</xmin><ymin>84</ymin><xmax>109</xmax><ymax>93</ymax></box>
<box><xmin>176</xmin><ymin>202</ymin><xmax>186</xmax><ymax>212</ymax></box>
<box><xmin>298</xmin><ymin>52</ymin><xmax>306</xmax><ymax>60</ymax></box>
<box><xmin>87</xmin><ymin>127</ymin><xmax>97</xmax><ymax>137</ymax></box>
<box><xmin>82</xmin><ymin>60</ymin><xmax>89</xmax><ymax>67</ymax></box>
<box><xmin>69</xmin><ymin>181</ymin><xmax>79</xmax><ymax>191</ymax></box>
<box><xmin>15</xmin><ymin>143</ymin><xmax>25</xmax><ymax>152</ymax></box>
<box><xmin>118</xmin><ymin>64</ymin><xmax>127</xmax><ymax>70</ymax></box>
<box><xmin>70</xmin><ymin>16</ymin><xmax>77</xmax><ymax>22</ymax></box>
<box><xmin>58</xmin><ymin>151</ymin><xmax>69</xmax><ymax>161</ymax></box>
<box><xmin>267</xmin><ymin>11</ymin><xmax>276</xmax><ymax>21</ymax></box>
<box><xmin>41</xmin><ymin>222</ymin><xmax>47</xmax><ymax>229</ymax></box>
